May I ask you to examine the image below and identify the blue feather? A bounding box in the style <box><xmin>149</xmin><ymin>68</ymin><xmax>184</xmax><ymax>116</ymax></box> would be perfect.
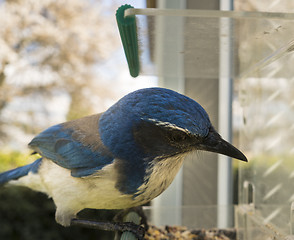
<box><xmin>29</xmin><ymin>116</ymin><xmax>114</xmax><ymax>178</ymax></box>
<box><xmin>0</xmin><ymin>158</ymin><xmax>42</xmax><ymax>185</ymax></box>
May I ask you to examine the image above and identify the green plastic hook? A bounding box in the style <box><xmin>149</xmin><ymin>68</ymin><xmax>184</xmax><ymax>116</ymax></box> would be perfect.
<box><xmin>116</xmin><ymin>5</ymin><xmax>140</xmax><ymax>78</ymax></box>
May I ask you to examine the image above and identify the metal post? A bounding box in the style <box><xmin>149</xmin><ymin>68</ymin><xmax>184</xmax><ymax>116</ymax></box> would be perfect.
<box><xmin>151</xmin><ymin>0</ymin><xmax>186</xmax><ymax>226</ymax></box>
<box><xmin>217</xmin><ymin>0</ymin><xmax>234</xmax><ymax>229</ymax></box>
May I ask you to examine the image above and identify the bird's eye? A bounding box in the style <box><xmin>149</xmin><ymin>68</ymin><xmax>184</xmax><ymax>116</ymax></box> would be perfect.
<box><xmin>170</xmin><ymin>132</ymin><xmax>187</xmax><ymax>142</ymax></box>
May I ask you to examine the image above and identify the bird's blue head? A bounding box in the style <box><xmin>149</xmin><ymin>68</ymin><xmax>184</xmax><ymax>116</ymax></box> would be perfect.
<box><xmin>99</xmin><ymin>87</ymin><xmax>246</xmax><ymax>162</ymax></box>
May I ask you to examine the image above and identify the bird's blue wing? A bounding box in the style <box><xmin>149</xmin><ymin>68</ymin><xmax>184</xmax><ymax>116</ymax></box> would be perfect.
<box><xmin>29</xmin><ymin>115</ymin><xmax>114</xmax><ymax>178</ymax></box>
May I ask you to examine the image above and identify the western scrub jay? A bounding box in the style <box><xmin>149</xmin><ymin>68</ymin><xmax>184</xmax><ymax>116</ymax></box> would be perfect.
<box><xmin>0</xmin><ymin>87</ymin><xmax>247</xmax><ymax>236</ymax></box>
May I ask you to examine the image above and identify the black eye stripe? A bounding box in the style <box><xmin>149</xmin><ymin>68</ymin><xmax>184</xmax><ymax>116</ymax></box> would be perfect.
<box><xmin>169</xmin><ymin>131</ymin><xmax>187</xmax><ymax>141</ymax></box>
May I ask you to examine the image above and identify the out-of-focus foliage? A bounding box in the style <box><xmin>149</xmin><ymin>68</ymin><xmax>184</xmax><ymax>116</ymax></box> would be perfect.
<box><xmin>0</xmin><ymin>151</ymin><xmax>35</xmax><ymax>172</ymax></box>
<box><xmin>0</xmin><ymin>0</ymin><xmax>119</xmax><ymax>145</ymax></box>
<box><xmin>0</xmin><ymin>186</ymin><xmax>115</xmax><ymax>240</ymax></box>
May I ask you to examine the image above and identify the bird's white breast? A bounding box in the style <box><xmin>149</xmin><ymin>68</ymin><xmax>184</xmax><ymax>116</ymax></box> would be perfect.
<box><xmin>134</xmin><ymin>153</ymin><xmax>188</xmax><ymax>203</ymax></box>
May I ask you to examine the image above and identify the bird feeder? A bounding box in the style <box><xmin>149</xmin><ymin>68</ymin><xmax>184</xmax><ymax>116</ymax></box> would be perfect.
<box><xmin>117</xmin><ymin>3</ymin><xmax>294</xmax><ymax>240</ymax></box>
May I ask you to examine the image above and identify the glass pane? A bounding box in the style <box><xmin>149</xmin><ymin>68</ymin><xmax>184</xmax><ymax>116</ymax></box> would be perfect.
<box><xmin>127</xmin><ymin>8</ymin><xmax>294</xmax><ymax>236</ymax></box>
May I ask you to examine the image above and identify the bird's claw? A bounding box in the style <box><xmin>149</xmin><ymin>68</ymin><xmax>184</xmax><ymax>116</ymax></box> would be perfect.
<box><xmin>71</xmin><ymin>218</ymin><xmax>145</xmax><ymax>239</ymax></box>
<box><xmin>120</xmin><ymin>222</ymin><xmax>145</xmax><ymax>239</ymax></box>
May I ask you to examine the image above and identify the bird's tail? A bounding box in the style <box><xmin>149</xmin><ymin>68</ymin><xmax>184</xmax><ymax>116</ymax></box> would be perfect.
<box><xmin>0</xmin><ymin>158</ymin><xmax>42</xmax><ymax>185</ymax></box>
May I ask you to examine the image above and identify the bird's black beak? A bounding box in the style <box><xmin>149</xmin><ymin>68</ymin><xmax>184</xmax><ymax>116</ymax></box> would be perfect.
<box><xmin>198</xmin><ymin>127</ymin><xmax>247</xmax><ymax>162</ymax></box>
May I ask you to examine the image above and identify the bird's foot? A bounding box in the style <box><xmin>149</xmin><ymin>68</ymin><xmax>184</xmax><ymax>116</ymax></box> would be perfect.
<box><xmin>71</xmin><ymin>218</ymin><xmax>145</xmax><ymax>240</ymax></box>
<box><xmin>113</xmin><ymin>206</ymin><xmax>149</xmax><ymax>231</ymax></box>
